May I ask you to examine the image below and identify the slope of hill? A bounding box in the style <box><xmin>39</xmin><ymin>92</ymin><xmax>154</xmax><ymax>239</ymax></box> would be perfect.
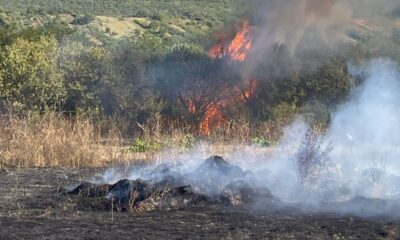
<box><xmin>0</xmin><ymin>0</ymin><xmax>246</xmax><ymax>45</ymax></box>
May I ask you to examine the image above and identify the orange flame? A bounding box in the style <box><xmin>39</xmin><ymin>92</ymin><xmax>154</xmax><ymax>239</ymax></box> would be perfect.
<box><xmin>187</xmin><ymin>80</ymin><xmax>257</xmax><ymax>136</ymax></box>
<box><xmin>186</xmin><ymin>21</ymin><xmax>257</xmax><ymax>136</ymax></box>
<box><xmin>199</xmin><ymin>105</ymin><xmax>225</xmax><ymax>136</ymax></box>
<box><xmin>239</xmin><ymin>80</ymin><xmax>257</xmax><ymax>103</ymax></box>
<box><xmin>187</xmin><ymin>98</ymin><xmax>225</xmax><ymax>136</ymax></box>
<box><xmin>188</xmin><ymin>99</ymin><xmax>196</xmax><ymax>113</ymax></box>
<box><xmin>208</xmin><ymin>21</ymin><xmax>253</xmax><ymax>62</ymax></box>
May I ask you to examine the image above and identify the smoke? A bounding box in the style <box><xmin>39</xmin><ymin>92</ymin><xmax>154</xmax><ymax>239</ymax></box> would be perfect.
<box><xmin>258</xmin><ymin>58</ymin><xmax>400</xmax><ymax>217</ymax></box>
<box><xmin>97</xmin><ymin>59</ymin><xmax>400</xmax><ymax>217</ymax></box>
<box><xmin>249</xmin><ymin>0</ymin><xmax>352</xmax><ymax>56</ymax></box>
<box><xmin>328</xmin><ymin>59</ymin><xmax>400</xmax><ymax>199</ymax></box>
<box><xmin>243</xmin><ymin>0</ymin><xmax>400</xmax><ymax>75</ymax></box>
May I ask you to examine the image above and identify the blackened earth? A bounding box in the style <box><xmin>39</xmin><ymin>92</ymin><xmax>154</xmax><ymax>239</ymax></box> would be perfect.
<box><xmin>1</xmin><ymin>159</ymin><xmax>400</xmax><ymax>239</ymax></box>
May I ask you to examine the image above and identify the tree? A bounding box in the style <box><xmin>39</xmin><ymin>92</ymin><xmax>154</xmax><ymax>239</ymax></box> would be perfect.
<box><xmin>153</xmin><ymin>47</ymin><xmax>238</xmax><ymax>132</ymax></box>
<box><xmin>0</xmin><ymin>35</ymin><xmax>65</xmax><ymax>111</ymax></box>
<box><xmin>58</xmin><ymin>41</ymin><xmax>108</xmax><ymax>115</ymax></box>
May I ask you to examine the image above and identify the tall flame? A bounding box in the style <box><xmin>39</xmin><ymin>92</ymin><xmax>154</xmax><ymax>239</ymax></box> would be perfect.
<box><xmin>187</xmin><ymin>99</ymin><xmax>225</xmax><ymax>136</ymax></box>
<box><xmin>208</xmin><ymin>21</ymin><xmax>253</xmax><ymax>62</ymax></box>
<box><xmin>187</xmin><ymin>21</ymin><xmax>256</xmax><ymax>136</ymax></box>
<box><xmin>239</xmin><ymin>80</ymin><xmax>257</xmax><ymax>103</ymax></box>
<box><xmin>187</xmin><ymin>80</ymin><xmax>257</xmax><ymax>136</ymax></box>
<box><xmin>200</xmin><ymin>105</ymin><xmax>225</xmax><ymax>136</ymax></box>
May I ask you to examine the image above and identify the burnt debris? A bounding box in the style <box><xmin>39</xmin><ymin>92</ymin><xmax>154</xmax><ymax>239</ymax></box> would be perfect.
<box><xmin>64</xmin><ymin>156</ymin><xmax>276</xmax><ymax>212</ymax></box>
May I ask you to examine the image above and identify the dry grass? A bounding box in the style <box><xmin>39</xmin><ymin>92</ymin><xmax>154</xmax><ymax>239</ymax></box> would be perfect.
<box><xmin>0</xmin><ymin>112</ymin><xmax>285</xmax><ymax>169</ymax></box>
<box><xmin>0</xmin><ymin>112</ymin><xmax>125</xmax><ymax>168</ymax></box>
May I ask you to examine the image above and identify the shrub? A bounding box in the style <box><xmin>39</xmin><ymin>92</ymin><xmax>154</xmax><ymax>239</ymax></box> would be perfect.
<box><xmin>0</xmin><ymin>35</ymin><xmax>65</xmax><ymax>111</ymax></box>
<box><xmin>252</xmin><ymin>137</ymin><xmax>273</xmax><ymax>147</ymax></box>
<box><xmin>128</xmin><ymin>138</ymin><xmax>160</xmax><ymax>153</ymax></box>
<box><xmin>151</xmin><ymin>13</ymin><xmax>163</xmax><ymax>21</ymax></box>
<box><xmin>295</xmin><ymin>128</ymin><xmax>335</xmax><ymax>190</ymax></box>
<box><xmin>71</xmin><ymin>14</ymin><xmax>95</xmax><ymax>25</ymax></box>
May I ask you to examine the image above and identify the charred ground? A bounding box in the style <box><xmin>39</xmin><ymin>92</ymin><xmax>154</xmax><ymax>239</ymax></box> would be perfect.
<box><xmin>1</xmin><ymin>165</ymin><xmax>400</xmax><ymax>240</ymax></box>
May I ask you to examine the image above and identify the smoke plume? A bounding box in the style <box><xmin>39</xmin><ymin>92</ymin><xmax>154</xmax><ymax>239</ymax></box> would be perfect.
<box><xmin>260</xmin><ymin>58</ymin><xmax>400</xmax><ymax>217</ymax></box>
<box><xmin>249</xmin><ymin>0</ymin><xmax>351</xmax><ymax>55</ymax></box>
<box><xmin>243</xmin><ymin>0</ymin><xmax>400</xmax><ymax>74</ymax></box>
<box><xmin>100</xmin><ymin>58</ymin><xmax>400</xmax><ymax>217</ymax></box>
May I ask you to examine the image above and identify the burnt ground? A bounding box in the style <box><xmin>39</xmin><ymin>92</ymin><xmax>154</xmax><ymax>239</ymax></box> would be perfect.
<box><xmin>0</xmin><ymin>168</ymin><xmax>400</xmax><ymax>240</ymax></box>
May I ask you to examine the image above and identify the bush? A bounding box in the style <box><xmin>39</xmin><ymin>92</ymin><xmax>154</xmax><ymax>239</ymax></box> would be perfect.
<box><xmin>151</xmin><ymin>13</ymin><xmax>163</xmax><ymax>21</ymax></box>
<box><xmin>136</xmin><ymin>9</ymin><xmax>150</xmax><ymax>18</ymax></box>
<box><xmin>0</xmin><ymin>35</ymin><xmax>65</xmax><ymax>111</ymax></box>
<box><xmin>128</xmin><ymin>138</ymin><xmax>160</xmax><ymax>153</ymax></box>
<box><xmin>295</xmin><ymin>128</ymin><xmax>335</xmax><ymax>191</ymax></box>
<box><xmin>71</xmin><ymin>14</ymin><xmax>95</xmax><ymax>25</ymax></box>
<box><xmin>252</xmin><ymin>137</ymin><xmax>273</xmax><ymax>147</ymax></box>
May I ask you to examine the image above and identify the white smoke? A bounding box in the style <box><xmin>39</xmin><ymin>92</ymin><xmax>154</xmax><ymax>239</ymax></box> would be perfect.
<box><xmin>264</xmin><ymin>58</ymin><xmax>400</xmax><ymax>204</ymax></box>
<box><xmin>98</xmin><ymin>59</ymin><xmax>400</xmax><ymax>217</ymax></box>
<box><xmin>328</xmin><ymin>59</ymin><xmax>400</xmax><ymax>199</ymax></box>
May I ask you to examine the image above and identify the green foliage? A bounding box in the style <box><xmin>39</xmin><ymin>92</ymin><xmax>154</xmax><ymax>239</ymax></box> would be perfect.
<box><xmin>71</xmin><ymin>14</ymin><xmax>95</xmax><ymax>25</ymax></box>
<box><xmin>0</xmin><ymin>0</ymin><xmax>239</xmax><ymax>23</ymax></box>
<box><xmin>0</xmin><ymin>2</ymin><xmax>400</xmax><ymax>137</ymax></box>
<box><xmin>128</xmin><ymin>138</ymin><xmax>160</xmax><ymax>153</ymax></box>
<box><xmin>271</xmin><ymin>103</ymin><xmax>297</xmax><ymax>123</ymax></box>
<box><xmin>0</xmin><ymin>35</ymin><xmax>65</xmax><ymax>110</ymax></box>
<box><xmin>252</xmin><ymin>137</ymin><xmax>273</xmax><ymax>147</ymax></box>
<box><xmin>59</xmin><ymin>43</ymin><xmax>109</xmax><ymax>115</ymax></box>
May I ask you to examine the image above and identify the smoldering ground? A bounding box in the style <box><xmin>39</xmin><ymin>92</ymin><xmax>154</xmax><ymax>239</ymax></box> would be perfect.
<box><xmin>59</xmin><ymin>0</ymin><xmax>400</xmax><ymax>219</ymax></box>
<box><xmin>90</xmin><ymin>59</ymin><xmax>400</xmax><ymax>219</ymax></box>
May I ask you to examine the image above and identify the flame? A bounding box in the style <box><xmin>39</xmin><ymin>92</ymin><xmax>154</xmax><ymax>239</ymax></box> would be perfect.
<box><xmin>239</xmin><ymin>80</ymin><xmax>257</xmax><ymax>103</ymax></box>
<box><xmin>186</xmin><ymin>21</ymin><xmax>257</xmax><ymax>136</ymax></box>
<box><xmin>208</xmin><ymin>21</ymin><xmax>253</xmax><ymax>62</ymax></box>
<box><xmin>187</xmin><ymin>80</ymin><xmax>257</xmax><ymax>136</ymax></box>
<box><xmin>187</xmin><ymin>98</ymin><xmax>225</xmax><ymax>136</ymax></box>
<box><xmin>188</xmin><ymin>99</ymin><xmax>196</xmax><ymax>113</ymax></box>
<box><xmin>200</xmin><ymin>105</ymin><xmax>225</xmax><ymax>136</ymax></box>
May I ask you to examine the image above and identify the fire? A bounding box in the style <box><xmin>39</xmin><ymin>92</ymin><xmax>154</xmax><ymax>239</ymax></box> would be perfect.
<box><xmin>187</xmin><ymin>98</ymin><xmax>225</xmax><ymax>136</ymax></box>
<box><xmin>199</xmin><ymin>105</ymin><xmax>225</xmax><ymax>136</ymax></box>
<box><xmin>187</xmin><ymin>80</ymin><xmax>257</xmax><ymax>136</ymax></box>
<box><xmin>188</xmin><ymin>99</ymin><xmax>196</xmax><ymax>113</ymax></box>
<box><xmin>208</xmin><ymin>21</ymin><xmax>253</xmax><ymax>62</ymax></box>
<box><xmin>187</xmin><ymin>21</ymin><xmax>257</xmax><ymax>136</ymax></box>
<box><xmin>239</xmin><ymin>80</ymin><xmax>257</xmax><ymax>103</ymax></box>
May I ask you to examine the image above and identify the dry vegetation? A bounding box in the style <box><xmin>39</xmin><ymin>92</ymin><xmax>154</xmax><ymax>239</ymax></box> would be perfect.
<box><xmin>0</xmin><ymin>112</ymin><xmax>125</xmax><ymax>168</ymax></box>
<box><xmin>0</xmin><ymin>112</ymin><xmax>280</xmax><ymax>169</ymax></box>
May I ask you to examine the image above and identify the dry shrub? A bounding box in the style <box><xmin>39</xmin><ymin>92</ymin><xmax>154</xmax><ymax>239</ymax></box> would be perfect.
<box><xmin>0</xmin><ymin>112</ymin><xmax>125</xmax><ymax>168</ymax></box>
<box><xmin>295</xmin><ymin>128</ymin><xmax>335</xmax><ymax>191</ymax></box>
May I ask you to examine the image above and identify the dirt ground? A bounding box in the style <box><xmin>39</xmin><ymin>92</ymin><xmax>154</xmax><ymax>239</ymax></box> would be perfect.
<box><xmin>1</xmin><ymin>167</ymin><xmax>400</xmax><ymax>240</ymax></box>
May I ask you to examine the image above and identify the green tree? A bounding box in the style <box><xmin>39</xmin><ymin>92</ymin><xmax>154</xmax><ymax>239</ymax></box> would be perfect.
<box><xmin>58</xmin><ymin>42</ymin><xmax>108</xmax><ymax>115</ymax></box>
<box><xmin>0</xmin><ymin>35</ymin><xmax>65</xmax><ymax>110</ymax></box>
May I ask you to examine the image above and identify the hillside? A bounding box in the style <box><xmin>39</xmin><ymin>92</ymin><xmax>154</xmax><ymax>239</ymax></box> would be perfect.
<box><xmin>0</xmin><ymin>0</ymin><xmax>248</xmax><ymax>45</ymax></box>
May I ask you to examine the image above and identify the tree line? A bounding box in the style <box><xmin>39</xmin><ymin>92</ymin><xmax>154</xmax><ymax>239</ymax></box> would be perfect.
<box><xmin>1</xmin><ymin>21</ymin><xmax>400</xmax><ymax>137</ymax></box>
